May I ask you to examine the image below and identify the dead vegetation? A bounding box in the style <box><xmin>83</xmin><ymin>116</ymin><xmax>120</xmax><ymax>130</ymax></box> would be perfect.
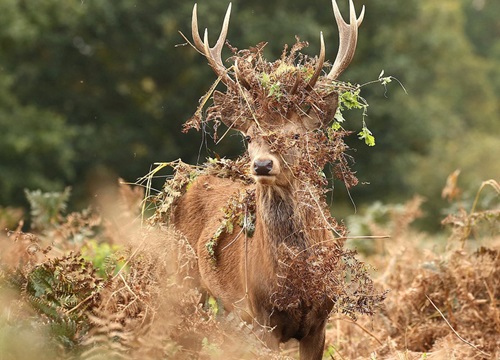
<box><xmin>147</xmin><ymin>154</ymin><xmax>386</xmax><ymax>326</ymax></box>
<box><xmin>184</xmin><ymin>37</ymin><xmax>360</xmax><ymax>193</ymax></box>
<box><xmin>0</xmin><ymin>14</ymin><xmax>498</xmax><ymax>357</ymax></box>
<box><xmin>1</xmin><ymin>37</ymin><xmax>499</xmax><ymax>360</ymax></box>
<box><xmin>326</xmin><ymin>179</ymin><xmax>500</xmax><ymax>360</ymax></box>
<box><xmin>0</xmin><ymin>174</ymin><xmax>498</xmax><ymax>359</ymax></box>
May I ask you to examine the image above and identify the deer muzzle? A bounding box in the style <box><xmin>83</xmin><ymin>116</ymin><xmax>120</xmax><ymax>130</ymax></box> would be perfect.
<box><xmin>252</xmin><ymin>159</ymin><xmax>278</xmax><ymax>185</ymax></box>
<box><xmin>254</xmin><ymin>159</ymin><xmax>273</xmax><ymax>175</ymax></box>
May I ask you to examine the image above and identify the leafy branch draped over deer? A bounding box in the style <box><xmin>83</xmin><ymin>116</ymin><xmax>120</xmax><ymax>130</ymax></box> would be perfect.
<box><xmin>155</xmin><ymin>1</ymin><xmax>386</xmax><ymax>359</ymax></box>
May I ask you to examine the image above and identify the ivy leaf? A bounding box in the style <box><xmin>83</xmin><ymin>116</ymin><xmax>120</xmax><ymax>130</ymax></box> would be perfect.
<box><xmin>358</xmin><ymin>126</ymin><xmax>376</xmax><ymax>146</ymax></box>
<box><xmin>340</xmin><ymin>90</ymin><xmax>363</xmax><ymax>110</ymax></box>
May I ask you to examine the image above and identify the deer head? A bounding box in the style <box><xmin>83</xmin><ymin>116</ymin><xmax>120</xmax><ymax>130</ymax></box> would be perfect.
<box><xmin>188</xmin><ymin>0</ymin><xmax>364</xmax><ymax>189</ymax></box>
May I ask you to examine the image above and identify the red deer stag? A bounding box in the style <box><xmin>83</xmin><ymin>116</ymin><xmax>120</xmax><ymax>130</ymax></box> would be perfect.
<box><xmin>171</xmin><ymin>1</ymin><xmax>367</xmax><ymax>359</ymax></box>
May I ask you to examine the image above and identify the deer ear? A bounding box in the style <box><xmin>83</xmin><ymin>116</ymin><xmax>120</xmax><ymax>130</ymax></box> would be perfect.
<box><xmin>213</xmin><ymin>90</ymin><xmax>251</xmax><ymax>133</ymax></box>
<box><xmin>303</xmin><ymin>92</ymin><xmax>339</xmax><ymax>130</ymax></box>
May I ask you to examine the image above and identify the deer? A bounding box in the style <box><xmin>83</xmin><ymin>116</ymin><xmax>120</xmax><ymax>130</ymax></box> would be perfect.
<box><xmin>170</xmin><ymin>1</ymin><xmax>365</xmax><ymax>359</ymax></box>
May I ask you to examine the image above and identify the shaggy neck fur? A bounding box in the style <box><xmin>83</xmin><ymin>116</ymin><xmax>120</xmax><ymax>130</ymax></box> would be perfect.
<box><xmin>256</xmin><ymin>183</ymin><xmax>314</xmax><ymax>253</ymax></box>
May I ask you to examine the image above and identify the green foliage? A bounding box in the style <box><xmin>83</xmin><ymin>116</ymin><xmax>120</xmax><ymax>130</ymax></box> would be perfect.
<box><xmin>81</xmin><ymin>240</ymin><xmax>125</xmax><ymax>279</ymax></box>
<box><xmin>0</xmin><ymin>188</ymin><xmax>107</xmax><ymax>353</ymax></box>
<box><xmin>206</xmin><ymin>189</ymin><xmax>256</xmax><ymax>264</ymax></box>
<box><xmin>260</xmin><ymin>71</ymin><xmax>287</xmax><ymax>101</ymax></box>
<box><xmin>358</xmin><ymin>126</ymin><xmax>376</xmax><ymax>147</ymax></box>
<box><xmin>25</xmin><ymin>187</ymin><xmax>71</xmax><ymax>230</ymax></box>
<box><xmin>205</xmin><ymin>295</ymin><xmax>225</xmax><ymax>318</ymax></box>
<box><xmin>260</xmin><ymin>72</ymin><xmax>271</xmax><ymax>89</ymax></box>
<box><xmin>333</xmin><ymin>78</ymin><xmax>401</xmax><ymax>147</ymax></box>
<box><xmin>341</xmin><ymin>0</ymin><xmax>500</xmax><ymax>229</ymax></box>
<box><xmin>24</xmin><ymin>253</ymin><xmax>103</xmax><ymax>349</ymax></box>
<box><xmin>339</xmin><ymin>88</ymin><xmax>365</xmax><ymax>111</ymax></box>
<box><xmin>267</xmin><ymin>81</ymin><xmax>283</xmax><ymax>100</ymax></box>
<box><xmin>0</xmin><ymin>75</ymin><xmax>75</xmax><ymax>207</ymax></box>
<box><xmin>0</xmin><ymin>0</ymin><xmax>203</xmax><ymax>207</ymax></box>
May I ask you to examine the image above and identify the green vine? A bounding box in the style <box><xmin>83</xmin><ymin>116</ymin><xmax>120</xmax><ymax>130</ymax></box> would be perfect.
<box><xmin>206</xmin><ymin>189</ymin><xmax>256</xmax><ymax>264</ymax></box>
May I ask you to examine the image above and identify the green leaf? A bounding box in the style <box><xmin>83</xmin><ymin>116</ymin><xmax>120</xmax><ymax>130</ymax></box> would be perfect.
<box><xmin>331</xmin><ymin>122</ymin><xmax>342</xmax><ymax>131</ymax></box>
<box><xmin>207</xmin><ymin>296</ymin><xmax>219</xmax><ymax>315</ymax></box>
<box><xmin>334</xmin><ymin>108</ymin><xmax>345</xmax><ymax>123</ymax></box>
<box><xmin>358</xmin><ymin>126</ymin><xmax>376</xmax><ymax>146</ymax></box>
<box><xmin>260</xmin><ymin>73</ymin><xmax>271</xmax><ymax>88</ymax></box>
<box><xmin>268</xmin><ymin>82</ymin><xmax>282</xmax><ymax>100</ymax></box>
<box><xmin>340</xmin><ymin>89</ymin><xmax>364</xmax><ymax>110</ymax></box>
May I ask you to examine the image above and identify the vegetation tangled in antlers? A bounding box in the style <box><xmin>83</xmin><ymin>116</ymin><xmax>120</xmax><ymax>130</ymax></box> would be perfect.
<box><xmin>183</xmin><ymin>38</ymin><xmax>363</xmax><ymax>229</ymax></box>
<box><xmin>185</xmin><ymin>40</ymin><xmax>353</xmax><ymax>134</ymax></box>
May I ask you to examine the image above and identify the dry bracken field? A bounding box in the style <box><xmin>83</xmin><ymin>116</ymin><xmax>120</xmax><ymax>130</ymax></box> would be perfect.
<box><xmin>0</xmin><ymin>176</ymin><xmax>498</xmax><ymax>360</ymax></box>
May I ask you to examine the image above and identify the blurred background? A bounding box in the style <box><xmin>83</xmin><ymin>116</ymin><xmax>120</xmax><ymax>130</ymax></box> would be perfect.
<box><xmin>0</xmin><ymin>0</ymin><xmax>498</xmax><ymax>231</ymax></box>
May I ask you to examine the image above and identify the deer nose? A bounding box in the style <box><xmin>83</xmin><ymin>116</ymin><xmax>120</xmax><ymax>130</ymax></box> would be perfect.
<box><xmin>254</xmin><ymin>159</ymin><xmax>273</xmax><ymax>175</ymax></box>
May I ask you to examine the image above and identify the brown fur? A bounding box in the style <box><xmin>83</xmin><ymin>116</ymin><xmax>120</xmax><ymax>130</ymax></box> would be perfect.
<box><xmin>171</xmin><ymin>123</ymin><xmax>335</xmax><ymax>360</ymax></box>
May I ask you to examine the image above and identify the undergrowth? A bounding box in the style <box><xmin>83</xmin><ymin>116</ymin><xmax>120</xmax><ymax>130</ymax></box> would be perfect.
<box><xmin>0</xmin><ymin>27</ymin><xmax>497</xmax><ymax>359</ymax></box>
<box><xmin>0</xmin><ymin>174</ymin><xmax>498</xmax><ymax>359</ymax></box>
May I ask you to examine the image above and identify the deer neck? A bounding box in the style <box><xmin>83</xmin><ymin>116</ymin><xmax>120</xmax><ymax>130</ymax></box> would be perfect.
<box><xmin>255</xmin><ymin>183</ymin><xmax>307</xmax><ymax>250</ymax></box>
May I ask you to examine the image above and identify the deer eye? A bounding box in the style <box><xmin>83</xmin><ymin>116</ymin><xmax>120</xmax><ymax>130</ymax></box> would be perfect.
<box><xmin>244</xmin><ymin>135</ymin><xmax>252</xmax><ymax>143</ymax></box>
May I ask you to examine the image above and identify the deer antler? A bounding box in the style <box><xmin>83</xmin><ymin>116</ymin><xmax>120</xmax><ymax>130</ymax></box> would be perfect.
<box><xmin>192</xmin><ymin>3</ymin><xmax>234</xmax><ymax>87</ymax></box>
<box><xmin>328</xmin><ymin>0</ymin><xmax>365</xmax><ymax>79</ymax></box>
<box><xmin>308</xmin><ymin>0</ymin><xmax>365</xmax><ymax>88</ymax></box>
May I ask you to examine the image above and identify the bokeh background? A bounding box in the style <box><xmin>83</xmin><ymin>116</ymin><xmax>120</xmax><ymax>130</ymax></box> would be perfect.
<box><xmin>1</xmin><ymin>0</ymin><xmax>498</xmax><ymax>230</ymax></box>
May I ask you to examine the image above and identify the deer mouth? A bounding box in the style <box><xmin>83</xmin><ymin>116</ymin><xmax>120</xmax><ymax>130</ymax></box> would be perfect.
<box><xmin>253</xmin><ymin>174</ymin><xmax>277</xmax><ymax>185</ymax></box>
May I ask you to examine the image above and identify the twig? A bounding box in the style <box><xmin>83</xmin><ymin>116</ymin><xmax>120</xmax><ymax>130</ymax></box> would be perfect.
<box><xmin>425</xmin><ymin>294</ymin><xmax>491</xmax><ymax>357</ymax></box>
<box><xmin>289</xmin><ymin>234</ymin><xmax>391</xmax><ymax>262</ymax></box>
<box><xmin>119</xmin><ymin>273</ymin><xmax>138</xmax><ymax>300</ymax></box>
<box><xmin>66</xmin><ymin>292</ymin><xmax>96</xmax><ymax>314</ymax></box>
<box><xmin>112</xmin><ymin>235</ymin><xmax>147</xmax><ymax>280</ymax></box>
<box><xmin>332</xmin><ymin>316</ymin><xmax>384</xmax><ymax>346</ymax></box>
<box><xmin>345</xmin><ymin>235</ymin><xmax>391</xmax><ymax>240</ymax></box>
<box><xmin>220</xmin><ymin>227</ymin><xmax>244</xmax><ymax>251</ymax></box>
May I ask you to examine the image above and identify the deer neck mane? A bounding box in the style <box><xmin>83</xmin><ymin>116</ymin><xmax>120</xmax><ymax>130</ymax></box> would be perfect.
<box><xmin>255</xmin><ymin>182</ymin><xmax>312</xmax><ymax>250</ymax></box>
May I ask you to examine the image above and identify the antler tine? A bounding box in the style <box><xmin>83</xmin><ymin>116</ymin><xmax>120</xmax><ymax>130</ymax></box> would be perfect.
<box><xmin>305</xmin><ymin>31</ymin><xmax>326</xmax><ymax>90</ymax></box>
<box><xmin>191</xmin><ymin>3</ymin><xmax>234</xmax><ymax>85</ymax></box>
<box><xmin>327</xmin><ymin>0</ymin><xmax>364</xmax><ymax>80</ymax></box>
<box><xmin>191</xmin><ymin>4</ymin><xmax>205</xmax><ymax>53</ymax></box>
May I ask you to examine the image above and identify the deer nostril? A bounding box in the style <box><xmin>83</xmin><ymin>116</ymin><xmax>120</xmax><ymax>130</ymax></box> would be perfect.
<box><xmin>254</xmin><ymin>159</ymin><xmax>273</xmax><ymax>175</ymax></box>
